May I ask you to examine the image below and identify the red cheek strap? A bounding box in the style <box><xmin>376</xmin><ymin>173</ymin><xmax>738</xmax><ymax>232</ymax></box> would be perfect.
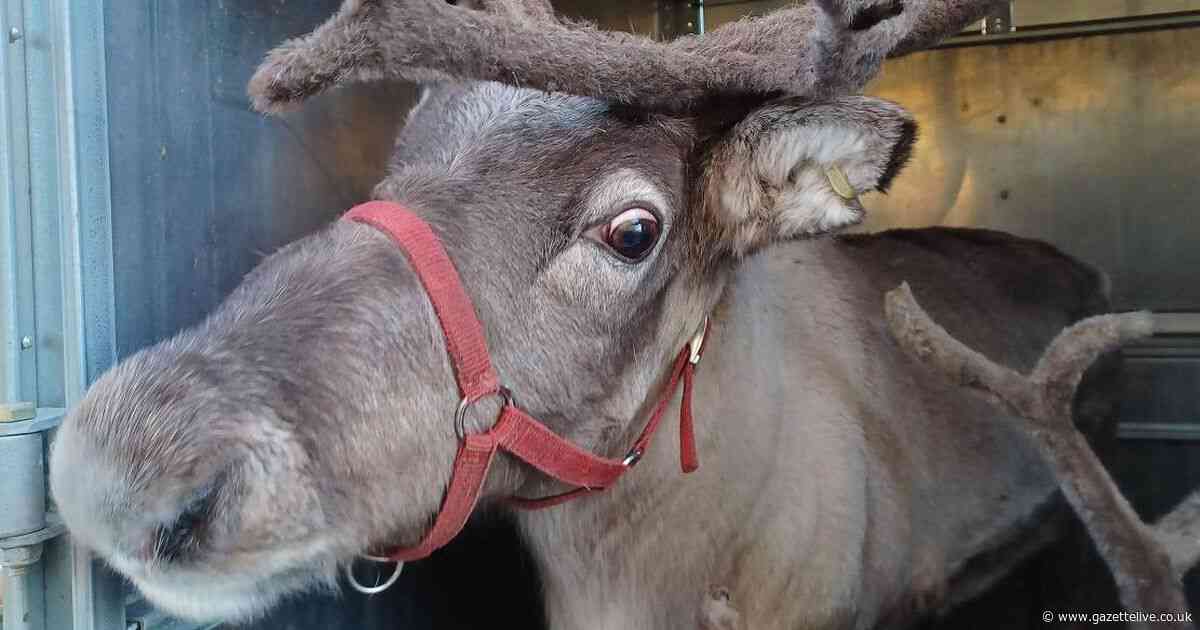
<box><xmin>344</xmin><ymin>201</ymin><xmax>706</xmax><ymax>562</ymax></box>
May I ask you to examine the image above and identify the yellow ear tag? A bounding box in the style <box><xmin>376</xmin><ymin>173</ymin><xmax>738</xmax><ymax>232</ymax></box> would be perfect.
<box><xmin>825</xmin><ymin>166</ymin><xmax>858</xmax><ymax>201</ymax></box>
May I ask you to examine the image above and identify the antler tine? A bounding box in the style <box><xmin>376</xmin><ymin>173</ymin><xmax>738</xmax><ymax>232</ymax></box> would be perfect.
<box><xmin>672</xmin><ymin>0</ymin><xmax>1004</xmax><ymax>98</ymax></box>
<box><xmin>248</xmin><ymin>0</ymin><xmax>1000</xmax><ymax>114</ymax></box>
<box><xmin>888</xmin><ymin>0</ymin><xmax>1009</xmax><ymax>55</ymax></box>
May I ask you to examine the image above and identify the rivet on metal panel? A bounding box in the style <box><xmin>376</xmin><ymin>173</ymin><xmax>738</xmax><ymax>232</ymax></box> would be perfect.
<box><xmin>20</xmin><ymin>336</ymin><xmax>33</xmax><ymax>350</ymax></box>
<box><xmin>8</xmin><ymin>27</ymin><xmax>22</xmax><ymax>43</ymax></box>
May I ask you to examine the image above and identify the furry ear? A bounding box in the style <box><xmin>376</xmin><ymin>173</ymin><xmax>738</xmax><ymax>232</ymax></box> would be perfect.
<box><xmin>702</xmin><ymin>96</ymin><xmax>917</xmax><ymax>256</ymax></box>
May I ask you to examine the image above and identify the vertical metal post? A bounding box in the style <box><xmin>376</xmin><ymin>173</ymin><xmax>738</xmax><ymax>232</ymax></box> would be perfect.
<box><xmin>2</xmin><ymin>0</ymin><xmax>118</xmax><ymax>627</ymax></box>
<box><xmin>2</xmin><ymin>0</ymin><xmax>37</xmax><ymax>409</ymax></box>
<box><xmin>0</xmin><ymin>430</ymin><xmax>45</xmax><ymax>539</ymax></box>
<box><xmin>0</xmin><ymin>409</ymin><xmax>64</xmax><ymax>630</ymax></box>
<box><xmin>2</xmin><ymin>544</ymin><xmax>44</xmax><ymax>630</ymax></box>
<box><xmin>39</xmin><ymin>0</ymin><xmax>123</xmax><ymax>628</ymax></box>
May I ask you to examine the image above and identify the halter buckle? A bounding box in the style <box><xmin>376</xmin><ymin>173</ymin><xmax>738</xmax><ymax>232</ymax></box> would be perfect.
<box><xmin>344</xmin><ymin>554</ymin><xmax>405</xmax><ymax>595</ymax></box>
<box><xmin>688</xmin><ymin>318</ymin><xmax>709</xmax><ymax>365</ymax></box>
<box><xmin>454</xmin><ymin>386</ymin><xmax>513</xmax><ymax>440</ymax></box>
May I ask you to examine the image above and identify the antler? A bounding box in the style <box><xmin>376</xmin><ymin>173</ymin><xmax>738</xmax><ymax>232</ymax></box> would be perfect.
<box><xmin>248</xmin><ymin>0</ymin><xmax>1003</xmax><ymax>114</ymax></box>
<box><xmin>886</xmin><ymin>284</ymin><xmax>1196</xmax><ymax>628</ymax></box>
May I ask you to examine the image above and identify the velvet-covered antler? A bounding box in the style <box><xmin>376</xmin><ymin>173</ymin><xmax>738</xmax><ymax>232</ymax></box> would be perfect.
<box><xmin>248</xmin><ymin>0</ymin><xmax>1002</xmax><ymax>114</ymax></box>
<box><xmin>886</xmin><ymin>283</ymin><xmax>1199</xmax><ymax>629</ymax></box>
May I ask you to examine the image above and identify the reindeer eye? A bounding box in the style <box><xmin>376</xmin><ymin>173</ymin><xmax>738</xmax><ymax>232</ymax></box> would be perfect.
<box><xmin>603</xmin><ymin>208</ymin><xmax>661</xmax><ymax>262</ymax></box>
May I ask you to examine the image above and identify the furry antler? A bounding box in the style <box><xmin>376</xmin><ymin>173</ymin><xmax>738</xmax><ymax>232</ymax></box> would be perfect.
<box><xmin>248</xmin><ymin>0</ymin><xmax>1002</xmax><ymax>114</ymax></box>
<box><xmin>886</xmin><ymin>283</ymin><xmax>1198</xmax><ymax>628</ymax></box>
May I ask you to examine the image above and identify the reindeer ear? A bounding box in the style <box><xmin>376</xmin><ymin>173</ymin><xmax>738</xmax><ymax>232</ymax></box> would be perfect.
<box><xmin>703</xmin><ymin>96</ymin><xmax>917</xmax><ymax>256</ymax></box>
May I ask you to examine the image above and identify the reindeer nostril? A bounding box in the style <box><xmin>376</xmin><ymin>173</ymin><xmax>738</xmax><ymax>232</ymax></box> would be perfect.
<box><xmin>153</xmin><ymin>481</ymin><xmax>221</xmax><ymax>563</ymax></box>
<box><xmin>848</xmin><ymin>0</ymin><xmax>905</xmax><ymax>31</ymax></box>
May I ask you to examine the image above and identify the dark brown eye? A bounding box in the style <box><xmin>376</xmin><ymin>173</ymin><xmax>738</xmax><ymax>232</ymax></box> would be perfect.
<box><xmin>604</xmin><ymin>208</ymin><xmax>661</xmax><ymax>262</ymax></box>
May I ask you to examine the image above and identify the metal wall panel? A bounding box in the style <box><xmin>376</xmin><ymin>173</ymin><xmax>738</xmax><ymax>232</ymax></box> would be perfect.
<box><xmin>103</xmin><ymin>1</ymin><xmax>409</xmax><ymax>356</ymax></box>
<box><xmin>5</xmin><ymin>0</ymin><xmax>123</xmax><ymax>628</ymax></box>
<box><xmin>1</xmin><ymin>0</ymin><xmax>36</xmax><ymax>406</ymax></box>
<box><xmin>702</xmin><ymin>0</ymin><xmax>1200</xmax><ymax>34</ymax></box>
<box><xmin>861</xmin><ymin>27</ymin><xmax>1200</xmax><ymax>312</ymax></box>
<box><xmin>1017</xmin><ymin>1</ymin><xmax>1200</xmax><ymax>26</ymax></box>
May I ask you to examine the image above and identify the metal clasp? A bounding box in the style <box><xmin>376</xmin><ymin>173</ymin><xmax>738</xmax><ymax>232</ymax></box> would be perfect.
<box><xmin>344</xmin><ymin>553</ymin><xmax>404</xmax><ymax>595</ymax></box>
<box><xmin>688</xmin><ymin>319</ymin><xmax>709</xmax><ymax>365</ymax></box>
<box><xmin>622</xmin><ymin>447</ymin><xmax>644</xmax><ymax>468</ymax></box>
<box><xmin>454</xmin><ymin>387</ymin><xmax>513</xmax><ymax>440</ymax></box>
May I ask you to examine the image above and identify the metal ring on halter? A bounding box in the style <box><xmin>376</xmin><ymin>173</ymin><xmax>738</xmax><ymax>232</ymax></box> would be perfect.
<box><xmin>344</xmin><ymin>554</ymin><xmax>405</xmax><ymax>595</ymax></box>
<box><xmin>454</xmin><ymin>386</ymin><xmax>513</xmax><ymax>440</ymax></box>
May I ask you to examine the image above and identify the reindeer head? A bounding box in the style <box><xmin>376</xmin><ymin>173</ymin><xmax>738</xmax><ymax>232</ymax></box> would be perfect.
<box><xmin>50</xmin><ymin>0</ymin><xmax>997</xmax><ymax>621</ymax></box>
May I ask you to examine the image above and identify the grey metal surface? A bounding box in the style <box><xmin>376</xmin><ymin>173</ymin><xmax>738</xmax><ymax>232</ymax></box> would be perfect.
<box><xmin>22</xmin><ymin>0</ymin><xmax>67</xmax><ymax>410</ymax></box>
<box><xmin>1</xmin><ymin>542</ymin><xmax>49</xmax><ymax>630</ymax></box>
<box><xmin>0</xmin><ymin>433</ymin><xmax>46</xmax><ymax>538</ymax></box>
<box><xmin>48</xmin><ymin>0</ymin><xmax>118</xmax><ymax>396</ymax></box>
<box><xmin>1</xmin><ymin>0</ymin><xmax>38</xmax><ymax>407</ymax></box>
<box><xmin>1017</xmin><ymin>1</ymin><xmax>1200</xmax><ymax>25</ymax></box>
<box><xmin>103</xmin><ymin>1</ymin><xmax>409</xmax><ymax>357</ymax></box>
<box><xmin>4</xmin><ymin>0</ymin><xmax>117</xmax><ymax>627</ymax></box>
<box><xmin>33</xmin><ymin>0</ymin><xmax>126</xmax><ymax>625</ymax></box>
<box><xmin>0</xmin><ymin>514</ymin><xmax>65</xmax><ymax>550</ymax></box>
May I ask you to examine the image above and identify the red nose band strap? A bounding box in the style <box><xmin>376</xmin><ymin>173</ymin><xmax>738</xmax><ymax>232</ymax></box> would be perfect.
<box><xmin>344</xmin><ymin>201</ymin><xmax>705</xmax><ymax>562</ymax></box>
<box><xmin>346</xmin><ymin>203</ymin><xmax>500</xmax><ymax>402</ymax></box>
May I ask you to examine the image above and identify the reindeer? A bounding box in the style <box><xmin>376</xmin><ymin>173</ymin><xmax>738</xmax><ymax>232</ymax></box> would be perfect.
<box><xmin>48</xmin><ymin>1</ymin><xmax>1114</xmax><ymax>628</ymax></box>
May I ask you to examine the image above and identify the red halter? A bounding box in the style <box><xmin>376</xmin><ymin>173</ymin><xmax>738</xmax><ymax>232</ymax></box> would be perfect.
<box><xmin>344</xmin><ymin>201</ymin><xmax>706</xmax><ymax>562</ymax></box>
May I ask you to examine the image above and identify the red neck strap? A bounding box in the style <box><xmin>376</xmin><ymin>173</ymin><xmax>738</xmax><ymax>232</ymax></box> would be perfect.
<box><xmin>345</xmin><ymin>201</ymin><xmax>706</xmax><ymax>562</ymax></box>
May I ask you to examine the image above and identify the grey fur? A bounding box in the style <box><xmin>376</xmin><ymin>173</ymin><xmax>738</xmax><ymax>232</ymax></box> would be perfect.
<box><xmin>51</xmin><ymin>80</ymin><xmax>1112</xmax><ymax>628</ymax></box>
<box><xmin>246</xmin><ymin>0</ymin><xmax>1003</xmax><ymax>113</ymax></box>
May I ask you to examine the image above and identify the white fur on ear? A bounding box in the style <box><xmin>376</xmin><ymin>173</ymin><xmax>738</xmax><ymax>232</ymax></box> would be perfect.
<box><xmin>754</xmin><ymin>122</ymin><xmax>873</xmax><ymax>235</ymax></box>
<box><xmin>704</xmin><ymin>96</ymin><xmax>917</xmax><ymax>255</ymax></box>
